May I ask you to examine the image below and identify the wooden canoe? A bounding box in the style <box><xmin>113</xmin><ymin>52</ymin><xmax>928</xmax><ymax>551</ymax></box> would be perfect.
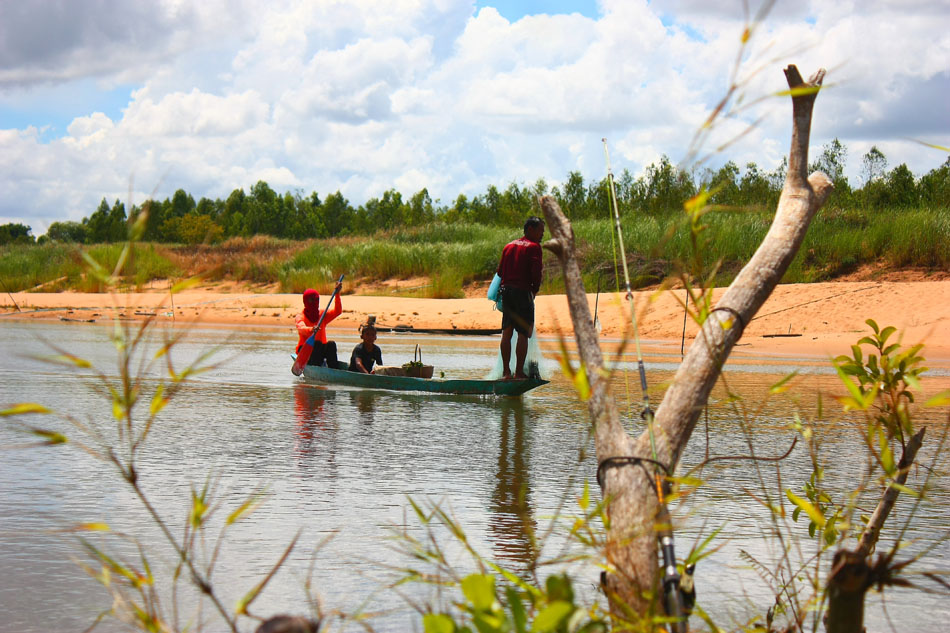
<box><xmin>300</xmin><ymin>363</ymin><xmax>548</xmax><ymax>396</ymax></box>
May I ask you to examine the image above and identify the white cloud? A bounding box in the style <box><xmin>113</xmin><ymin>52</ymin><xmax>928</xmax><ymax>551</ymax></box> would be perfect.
<box><xmin>0</xmin><ymin>0</ymin><xmax>948</xmax><ymax>230</ymax></box>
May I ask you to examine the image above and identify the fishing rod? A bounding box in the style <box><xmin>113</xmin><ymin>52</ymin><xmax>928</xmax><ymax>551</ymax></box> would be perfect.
<box><xmin>602</xmin><ymin>138</ymin><xmax>690</xmax><ymax>632</ymax></box>
<box><xmin>602</xmin><ymin>138</ymin><xmax>652</xmax><ymax>427</ymax></box>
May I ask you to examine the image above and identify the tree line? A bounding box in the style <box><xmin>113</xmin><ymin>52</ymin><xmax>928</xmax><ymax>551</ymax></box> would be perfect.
<box><xmin>2</xmin><ymin>140</ymin><xmax>948</xmax><ymax>246</ymax></box>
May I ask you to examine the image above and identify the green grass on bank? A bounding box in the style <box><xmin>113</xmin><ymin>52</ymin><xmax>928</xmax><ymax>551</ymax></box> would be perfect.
<box><xmin>3</xmin><ymin>208</ymin><xmax>950</xmax><ymax>296</ymax></box>
<box><xmin>0</xmin><ymin>242</ymin><xmax>181</xmax><ymax>293</ymax></box>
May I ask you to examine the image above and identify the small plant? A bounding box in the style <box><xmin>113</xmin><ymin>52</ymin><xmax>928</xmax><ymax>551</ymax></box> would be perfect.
<box><xmin>1</xmin><ymin>211</ymin><xmax>318</xmax><ymax>632</ymax></box>
<box><xmin>392</xmin><ymin>496</ymin><xmax>609</xmax><ymax>633</ymax></box>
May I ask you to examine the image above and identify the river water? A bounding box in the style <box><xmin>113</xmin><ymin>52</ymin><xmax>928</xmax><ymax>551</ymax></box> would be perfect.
<box><xmin>1</xmin><ymin>320</ymin><xmax>948</xmax><ymax>632</ymax></box>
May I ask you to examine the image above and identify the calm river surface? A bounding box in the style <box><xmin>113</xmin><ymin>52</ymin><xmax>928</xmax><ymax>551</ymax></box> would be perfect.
<box><xmin>1</xmin><ymin>320</ymin><xmax>948</xmax><ymax>632</ymax></box>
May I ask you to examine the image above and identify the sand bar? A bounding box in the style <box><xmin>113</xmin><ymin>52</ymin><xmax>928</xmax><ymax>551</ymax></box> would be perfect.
<box><xmin>4</xmin><ymin>280</ymin><xmax>950</xmax><ymax>365</ymax></box>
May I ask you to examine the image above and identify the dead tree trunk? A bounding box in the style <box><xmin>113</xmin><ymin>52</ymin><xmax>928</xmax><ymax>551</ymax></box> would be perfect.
<box><xmin>540</xmin><ymin>65</ymin><xmax>832</xmax><ymax>623</ymax></box>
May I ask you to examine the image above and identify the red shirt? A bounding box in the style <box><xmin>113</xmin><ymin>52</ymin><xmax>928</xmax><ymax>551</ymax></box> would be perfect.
<box><xmin>497</xmin><ymin>236</ymin><xmax>542</xmax><ymax>294</ymax></box>
<box><xmin>295</xmin><ymin>293</ymin><xmax>342</xmax><ymax>349</ymax></box>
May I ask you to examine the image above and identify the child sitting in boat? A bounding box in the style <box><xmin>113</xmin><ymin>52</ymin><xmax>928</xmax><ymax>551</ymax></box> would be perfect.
<box><xmin>349</xmin><ymin>321</ymin><xmax>382</xmax><ymax>373</ymax></box>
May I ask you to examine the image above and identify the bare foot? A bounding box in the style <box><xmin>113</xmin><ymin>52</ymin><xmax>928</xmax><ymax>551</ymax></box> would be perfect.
<box><xmin>502</xmin><ymin>372</ymin><xmax>514</xmax><ymax>381</ymax></box>
<box><xmin>514</xmin><ymin>373</ymin><xmax>528</xmax><ymax>380</ymax></box>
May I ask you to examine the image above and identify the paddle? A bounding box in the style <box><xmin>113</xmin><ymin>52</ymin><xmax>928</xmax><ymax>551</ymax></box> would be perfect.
<box><xmin>291</xmin><ymin>274</ymin><xmax>345</xmax><ymax>376</ymax></box>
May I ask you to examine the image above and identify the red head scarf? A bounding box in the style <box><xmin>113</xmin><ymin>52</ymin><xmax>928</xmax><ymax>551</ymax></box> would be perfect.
<box><xmin>302</xmin><ymin>288</ymin><xmax>320</xmax><ymax>322</ymax></box>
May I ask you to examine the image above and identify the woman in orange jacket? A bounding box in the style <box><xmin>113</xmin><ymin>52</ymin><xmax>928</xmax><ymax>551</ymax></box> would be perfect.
<box><xmin>295</xmin><ymin>280</ymin><xmax>343</xmax><ymax>367</ymax></box>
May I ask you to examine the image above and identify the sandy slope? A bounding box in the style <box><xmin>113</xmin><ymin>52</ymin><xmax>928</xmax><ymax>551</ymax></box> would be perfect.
<box><xmin>4</xmin><ymin>280</ymin><xmax>950</xmax><ymax>363</ymax></box>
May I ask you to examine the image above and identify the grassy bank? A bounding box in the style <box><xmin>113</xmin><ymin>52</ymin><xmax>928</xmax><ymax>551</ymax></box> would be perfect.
<box><xmin>0</xmin><ymin>242</ymin><xmax>180</xmax><ymax>293</ymax></box>
<box><xmin>3</xmin><ymin>207</ymin><xmax>949</xmax><ymax>296</ymax></box>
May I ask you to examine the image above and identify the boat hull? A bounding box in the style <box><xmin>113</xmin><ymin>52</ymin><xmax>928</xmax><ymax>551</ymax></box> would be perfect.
<box><xmin>301</xmin><ymin>364</ymin><xmax>547</xmax><ymax>396</ymax></box>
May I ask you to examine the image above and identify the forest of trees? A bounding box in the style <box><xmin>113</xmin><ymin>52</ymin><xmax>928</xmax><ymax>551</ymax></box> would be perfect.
<box><xmin>2</xmin><ymin>140</ymin><xmax>948</xmax><ymax>246</ymax></box>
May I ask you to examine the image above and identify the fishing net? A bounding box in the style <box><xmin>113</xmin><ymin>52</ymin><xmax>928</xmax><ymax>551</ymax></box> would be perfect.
<box><xmin>484</xmin><ymin>273</ymin><xmax>550</xmax><ymax>380</ymax></box>
<box><xmin>484</xmin><ymin>328</ymin><xmax>549</xmax><ymax>380</ymax></box>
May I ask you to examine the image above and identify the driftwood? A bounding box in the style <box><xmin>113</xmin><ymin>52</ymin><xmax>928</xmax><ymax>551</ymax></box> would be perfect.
<box><xmin>540</xmin><ymin>65</ymin><xmax>832</xmax><ymax>622</ymax></box>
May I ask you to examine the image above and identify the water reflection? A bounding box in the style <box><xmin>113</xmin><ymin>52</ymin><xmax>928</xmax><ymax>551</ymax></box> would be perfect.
<box><xmin>490</xmin><ymin>398</ymin><xmax>538</xmax><ymax>568</ymax></box>
<box><xmin>350</xmin><ymin>389</ymin><xmax>379</xmax><ymax>423</ymax></box>
<box><xmin>293</xmin><ymin>383</ymin><xmax>337</xmax><ymax>459</ymax></box>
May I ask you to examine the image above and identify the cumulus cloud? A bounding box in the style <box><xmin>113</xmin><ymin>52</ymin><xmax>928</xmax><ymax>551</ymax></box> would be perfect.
<box><xmin>0</xmin><ymin>0</ymin><xmax>948</xmax><ymax>229</ymax></box>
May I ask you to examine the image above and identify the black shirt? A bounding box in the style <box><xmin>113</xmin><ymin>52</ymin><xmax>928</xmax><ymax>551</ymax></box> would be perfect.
<box><xmin>349</xmin><ymin>342</ymin><xmax>382</xmax><ymax>372</ymax></box>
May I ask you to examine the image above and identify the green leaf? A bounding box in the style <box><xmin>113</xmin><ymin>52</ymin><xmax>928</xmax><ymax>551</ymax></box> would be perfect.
<box><xmin>886</xmin><ymin>480</ymin><xmax>920</xmax><ymax>498</ymax></box>
<box><xmin>866</xmin><ymin>318</ymin><xmax>880</xmax><ymax>334</ymax></box>
<box><xmin>461</xmin><ymin>574</ymin><xmax>496</xmax><ymax>612</ymax></box>
<box><xmin>769</xmin><ymin>371</ymin><xmax>799</xmax><ymax>394</ymax></box>
<box><xmin>786</xmin><ymin>489</ymin><xmax>825</xmax><ymax>527</ymax></box>
<box><xmin>545</xmin><ymin>574</ymin><xmax>574</xmax><ymax>603</ymax></box>
<box><xmin>925</xmin><ymin>389</ymin><xmax>950</xmax><ymax>407</ymax></box>
<box><xmin>485</xmin><ymin>561</ymin><xmax>542</xmax><ymax>600</ymax></box>
<box><xmin>32</xmin><ymin>429</ymin><xmax>68</xmax><ymax>445</ymax></box>
<box><xmin>531</xmin><ymin>601</ymin><xmax>573</xmax><ymax>633</ymax></box>
<box><xmin>572</xmin><ymin>363</ymin><xmax>591</xmax><ymax>401</ymax></box>
<box><xmin>834</xmin><ymin>363</ymin><xmax>876</xmax><ymax>411</ymax></box>
<box><xmin>170</xmin><ymin>275</ymin><xmax>204</xmax><ymax>294</ymax></box>
<box><xmin>879</xmin><ymin>326</ymin><xmax>897</xmax><ymax>347</ymax></box>
<box><xmin>1</xmin><ymin>403</ymin><xmax>52</xmax><ymax>416</ymax></box>
<box><xmin>236</xmin><ymin>533</ymin><xmax>299</xmax><ymax>615</ymax></box>
<box><xmin>81</xmin><ymin>539</ymin><xmax>148</xmax><ymax>588</ymax></box>
<box><xmin>824</xmin><ymin>514</ymin><xmax>838</xmax><ymax>546</ymax></box>
<box><xmin>190</xmin><ymin>489</ymin><xmax>209</xmax><ymax>529</ymax></box>
<box><xmin>578</xmin><ymin>481</ymin><xmax>590</xmax><ymax>511</ymax></box>
<box><xmin>879</xmin><ymin>428</ymin><xmax>895</xmax><ymax>476</ymax></box>
<box><xmin>76</xmin><ymin>522</ymin><xmax>111</xmax><ymax>532</ymax></box>
<box><xmin>506</xmin><ymin>586</ymin><xmax>527</xmax><ymax>633</ymax></box>
<box><xmin>130</xmin><ymin>209</ymin><xmax>148</xmax><ymax>241</ymax></box>
<box><xmin>227</xmin><ymin>492</ymin><xmax>265</xmax><ymax>525</ymax></box>
<box><xmin>81</xmin><ymin>251</ymin><xmax>110</xmax><ymax>283</ymax></box>
<box><xmin>112</xmin><ymin>243</ymin><xmax>132</xmax><ymax>278</ymax></box>
<box><xmin>773</xmin><ymin>84</ymin><xmax>822</xmax><ymax>98</ymax></box>
<box><xmin>685</xmin><ymin>525</ymin><xmax>724</xmax><ymax>565</ymax></box>
<box><xmin>424</xmin><ymin>614</ymin><xmax>456</xmax><ymax>633</ymax></box>
<box><xmin>904</xmin><ymin>372</ymin><xmax>921</xmax><ymax>392</ymax></box>
<box><xmin>149</xmin><ymin>384</ymin><xmax>168</xmax><ymax>417</ymax></box>
<box><xmin>834</xmin><ymin>395</ymin><xmax>864</xmax><ymax>411</ymax></box>
<box><xmin>50</xmin><ymin>354</ymin><xmax>92</xmax><ymax>369</ymax></box>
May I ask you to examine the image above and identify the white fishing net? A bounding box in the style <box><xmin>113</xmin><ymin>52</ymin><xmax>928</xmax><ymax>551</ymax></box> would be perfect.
<box><xmin>485</xmin><ymin>328</ymin><xmax>550</xmax><ymax>380</ymax></box>
<box><xmin>484</xmin><ymin>274</ymin><xmax>551</xmax><ymax>380</ymax></box>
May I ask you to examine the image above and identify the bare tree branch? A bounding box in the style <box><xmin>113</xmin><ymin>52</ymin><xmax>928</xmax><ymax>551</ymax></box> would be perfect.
<box><xmin>856</xmin><ymin>428</ymin><xmax>926</xmax><ymax>558</ymax></box>
<box><xmin>540</xmin><ymin>64</ymin><xmax>831</xmax><ymax>621</ymax></box>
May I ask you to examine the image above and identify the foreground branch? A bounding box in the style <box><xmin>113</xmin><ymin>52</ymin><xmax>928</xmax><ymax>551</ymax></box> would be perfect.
<box><xmin>541</xmin><ymin>64</ymin><xmax>831</xmax><ymax>622</ymax></box>
<box><xmin>826</xmin><ymin>427</ymin><xmax>926</xmax><ymax>633</ymax></box>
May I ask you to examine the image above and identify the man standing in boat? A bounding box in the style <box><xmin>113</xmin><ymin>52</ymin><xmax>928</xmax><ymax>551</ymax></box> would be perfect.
<box><xmin>497</xmin><ymin>216</ymin><xmax>544</xmax><ymax>380</ymax></box>
<box><xmin>295</xmin><ymin>280</ymin><xmax>343</xmax><ymax>367</ymax></box>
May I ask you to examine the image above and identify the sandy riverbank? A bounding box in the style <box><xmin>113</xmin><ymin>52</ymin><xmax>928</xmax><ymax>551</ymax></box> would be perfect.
<box><xmin>4</xmin><ymin>280</ymin><xmax>950</xmax><ymax>363</ymax></box>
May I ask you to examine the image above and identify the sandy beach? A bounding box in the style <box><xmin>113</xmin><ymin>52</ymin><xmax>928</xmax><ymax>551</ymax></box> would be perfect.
<box><xmin>4</xmin><ymin>280</ymin><xmax>950</xmax><ymax>364</ymax></box>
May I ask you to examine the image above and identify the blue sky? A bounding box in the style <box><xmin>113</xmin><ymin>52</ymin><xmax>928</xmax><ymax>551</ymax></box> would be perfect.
<box><xmin>1</xmin><ymin>0</ymin><xmax>948</xmax><ymax>232</ymax></box>
<box><xmin>476</xmin><ymin>0</ymin><xmax>600</xmax><ymax>21</ymax></box>
<box><xmin>0</xmin><ymin>80</ymin><xmax>132</xmax><ymax>141</ymax></box>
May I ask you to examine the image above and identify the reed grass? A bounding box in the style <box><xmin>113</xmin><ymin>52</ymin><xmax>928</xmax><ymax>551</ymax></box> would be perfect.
<box><xmin>165</xmin><ymin>236</ymin><xmax>300</xmax><ymax>284</ymax></box>
<box><xmin>0</xmin><ymin>242</ymin><xmax>82</xmax><ymax>292</ymax></box>
<box><xmin>278</xmin><ymin>224</ymin><xmax>504</xmax><ymax>297</ymax></box>
<box><xmin>3</xmin><ymin>209</ymin><xmax>948</xmax><ymax>296</ymax></box>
